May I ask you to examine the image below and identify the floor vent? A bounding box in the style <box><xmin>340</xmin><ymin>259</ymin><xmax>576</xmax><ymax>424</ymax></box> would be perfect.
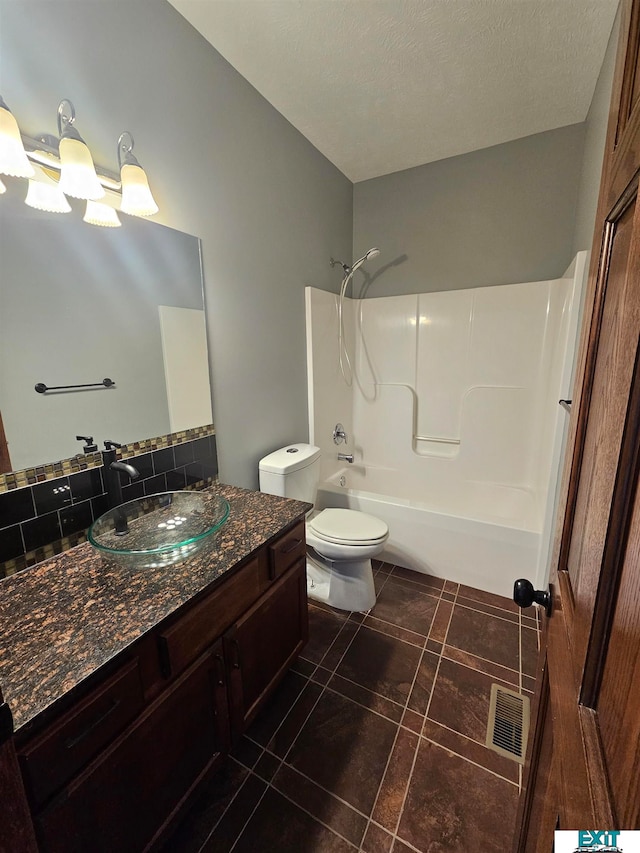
<box><xmin>486</xmin><ymin>684</ymin><xmax>530</xmax><ymax>764</ymax></box>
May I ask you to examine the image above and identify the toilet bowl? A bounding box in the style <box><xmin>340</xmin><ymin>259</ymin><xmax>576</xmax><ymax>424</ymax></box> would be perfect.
<box><xmin>305</xmin><ymin>508</ymin><xmax>388</xmax><ymax>611</ymax></box>
<box><xmin>258</xmin><ymin>444</ymin><xmax>389</xmax><ymax>613</ymax></box>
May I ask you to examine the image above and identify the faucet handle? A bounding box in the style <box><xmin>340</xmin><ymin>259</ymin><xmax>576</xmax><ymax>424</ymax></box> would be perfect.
<box><xmin>333</xmin><ymin>423</ymin><xmax>347</xmax><ymax>445</ymax></box>
<box><xmin>104</xmin><ymin>440</ymin><xmax>122</xmax><ymax>451</ymax></box>
<box><xmin>76</xmin><ymin>435</ymin><xmax>98</xmax><ymax>453</ymax></box>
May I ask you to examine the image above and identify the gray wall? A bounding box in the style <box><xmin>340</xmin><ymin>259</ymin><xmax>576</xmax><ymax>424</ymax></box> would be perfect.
<box><xmin>0</xmin><ymin>0</ymin><xmax>353</xmax><ymax>489</ymax></box>
<box><xmin>353</xmin><ymin>124</ymin><xmax>585</xmax><ymax>297</ymax></box>
<box><xmin>572</xmin><ymin>5</ymin><xmax>620</xmax><ymax>255</ymax></box>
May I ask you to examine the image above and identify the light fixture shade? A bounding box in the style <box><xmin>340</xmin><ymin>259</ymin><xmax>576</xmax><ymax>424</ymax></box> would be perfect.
<box><xmin>83</xmin><ymin>200</ymin><xmax>121</xmax><ymax>227</ymax></box>
<box><xmin>58</xmin><ymin>136</ymin><xmax>104</xmax><ymax>200</ymax></box>
<box><xmin>25</xmin><ymin>164</ymin><xmax>71</xmax><ymax>213</ymax></box>
<box><xmin>0</xmin><ymin>99</ymin><xmax>34</xmax><ymax>178</ymax></box>
<box><xmin>120</xmin><ymin>162</ymin><xmax>158</xmax><ymax>216</ymax></box>
<box><xmin>0</xmin><ymin>176</ymin><xmax>6</xmax><ymax>194</ymax></box>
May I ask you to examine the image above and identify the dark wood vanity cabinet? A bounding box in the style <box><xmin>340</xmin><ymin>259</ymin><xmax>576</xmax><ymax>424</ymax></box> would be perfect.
<box><xmin>15</xmin><ymin>519</ymin><xmax>308</xmax><ymax>852</ymax></box>
<box><xmin>35</xmin><ymin>645</ymin><xmax>228</xmax><ymax>853</ymax></box>
<box><xmin>226</xmin><ymin>557</ymin><xmax>307</xmax><ymax>737</ymax></box>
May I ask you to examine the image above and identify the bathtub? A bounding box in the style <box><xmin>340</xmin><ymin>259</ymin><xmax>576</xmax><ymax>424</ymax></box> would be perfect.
<box><xmin>315</xmin><ymin>467</ymin><xmax>541</xmax><ymax>599</ymax></box>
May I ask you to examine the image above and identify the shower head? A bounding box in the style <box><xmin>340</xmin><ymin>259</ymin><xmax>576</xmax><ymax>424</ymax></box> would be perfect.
<box><xmin>350</xmin><ymin>247</ymin><xmax>380</xmax><ymax>274</ymax></box>
<box><xmin>331</xmin><ymin>247</ymin><xmax>381</xmax><ymax>276</ymax></box>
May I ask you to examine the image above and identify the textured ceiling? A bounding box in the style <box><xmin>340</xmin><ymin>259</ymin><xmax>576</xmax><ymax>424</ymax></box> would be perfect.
<box><xmin>167</xmin><ymin>0</ymin><xmax>619</xmax><ymax>182</ymax></box>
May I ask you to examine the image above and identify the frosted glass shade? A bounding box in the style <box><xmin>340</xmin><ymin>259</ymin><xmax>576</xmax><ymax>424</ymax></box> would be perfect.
<box><xmin>0</xmin><ymin>105</ymin><xmax>34</xmax><ymax>178</ymax></box>
<box><xmin>25</xmin><ymin>165</ymin><xmax>72</xmax><ymax>213</ymax></box>
<box><xmin>84</xmin><ymin>200</ymin><xmax>121</xmax><ymax>227</ymax></box>
<box><xmin>58</xmin><ymin>136</ymin><xmax>104</xmax><ymax>200</ymax></box>
<box><xmin>120</xmin><ymin>162</ymin><xmax>158</xmax><ymax>216</ymax></box>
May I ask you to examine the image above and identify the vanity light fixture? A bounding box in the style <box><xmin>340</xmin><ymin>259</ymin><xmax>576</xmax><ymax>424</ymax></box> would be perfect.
<box><xmin>57</xmin><ymin>99</ymin><xmax>105</xmax><ymax>201</ymax></box>
<box><xmin>0</xmin><ymin>95</ymin><xmax>34</xmax><ymax>178</ymax></box>
<box><xmin>83</xmin><ymin>199</ymin><xmax>121</xmax><ymax>228</ymax></box>
<box><xmin>117</xmin><ymin>132</ymin><xmax>158</xmax><ymax>217</ymax></box>
<box><xmin>0</xmin><ymin>96</ymin><xmax>160</xmax><ymax>221</ymax></box>
<box><xmin>25</xmin><ymin>163</ymin><xmax>71</xmax><ymax>213</ymax></box>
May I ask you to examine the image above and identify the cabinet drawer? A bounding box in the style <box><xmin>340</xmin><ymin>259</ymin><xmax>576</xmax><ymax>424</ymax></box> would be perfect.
<box><xmin>158</xmin><ymin>554</ymin><xmax>261</xmax><ymax>679</ymax></box>
<box><xmin>268</xmin><ymin>521</ymin><xmax>306</xmax><ymax>580</ymax></box>
<box><xmin>19</xmin><ymin>659</ymin><xmax>143</xmax><ymax>807</ymax></box>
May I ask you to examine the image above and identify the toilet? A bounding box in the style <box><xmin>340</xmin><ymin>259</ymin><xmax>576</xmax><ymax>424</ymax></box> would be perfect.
<box><xmin>259</xmin><ymin>444</ymin><xmax>388</xmax><ymax>612</ymax></box>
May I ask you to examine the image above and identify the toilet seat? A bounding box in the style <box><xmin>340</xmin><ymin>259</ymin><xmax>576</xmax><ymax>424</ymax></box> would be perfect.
<box><xmin>308</xmin><ymin>508</ymin><xmax>388</xmax><ymax>546</ymax></box>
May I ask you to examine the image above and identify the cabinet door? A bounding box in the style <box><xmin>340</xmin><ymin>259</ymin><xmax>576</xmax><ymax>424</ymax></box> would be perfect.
<box><xmin>225</xmin><ymin>559</ymin><xmax>308</xmax><ymax>739</ymax></box>
<box><xmin>35</xmin><ymin>641</ymin><xmax>230</xmax><ymax>853</ymax></box>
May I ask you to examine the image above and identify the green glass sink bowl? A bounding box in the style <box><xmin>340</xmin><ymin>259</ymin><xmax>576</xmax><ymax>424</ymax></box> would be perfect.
<box><xmin>88</xmin><ymin>491</ymin><xmax>230</xmax><ymax>569</ymax></box>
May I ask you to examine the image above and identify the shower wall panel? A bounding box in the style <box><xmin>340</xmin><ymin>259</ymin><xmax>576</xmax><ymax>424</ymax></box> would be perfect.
<box><xmin>349</xmin><ymin>276</ymin><xmax>578</xmax><ymax>524</ymax></box>
<box><xmin>306</xmin><ymin>252</ymin><xmax>585</xmax><ymax>582</ymax></box>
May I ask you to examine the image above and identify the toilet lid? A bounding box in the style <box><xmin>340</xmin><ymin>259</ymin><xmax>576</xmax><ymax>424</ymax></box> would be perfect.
<box><xmin>309</xmin><ymin>508</ymin><xmax>388</xmax><ymax>545</ymax></box>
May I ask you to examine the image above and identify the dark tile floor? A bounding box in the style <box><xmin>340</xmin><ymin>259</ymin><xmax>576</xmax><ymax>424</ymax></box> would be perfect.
<box><xmin>164</xmin><ymin>561</ymin><xmax>539</xmax><ymax>852</ymax></box>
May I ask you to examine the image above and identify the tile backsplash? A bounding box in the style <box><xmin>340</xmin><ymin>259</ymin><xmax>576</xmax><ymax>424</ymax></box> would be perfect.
<box><xmin>0</xmin><ymin>425</ymin><xmax>218</xmax><ymax>579</ymax></box>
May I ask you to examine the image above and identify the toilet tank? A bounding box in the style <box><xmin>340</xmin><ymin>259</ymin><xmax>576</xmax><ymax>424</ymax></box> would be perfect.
<box><xmin>259</xmin><ymin>444</ymin><xmax>321</xmax><ymax>502</ymax></box>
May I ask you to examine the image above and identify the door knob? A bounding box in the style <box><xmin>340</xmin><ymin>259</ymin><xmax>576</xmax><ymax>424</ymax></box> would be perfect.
<box><xmin>513</xmin><ymin>578</ymin><xmax>552</xmax><ymax>616</ymax></box>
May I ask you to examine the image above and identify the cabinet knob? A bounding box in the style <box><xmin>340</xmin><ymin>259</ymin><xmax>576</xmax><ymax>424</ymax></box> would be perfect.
<box><xmin>513</xmin><ymin>579</ymin><xmax>552</xmax><ymax>616</ymax></box>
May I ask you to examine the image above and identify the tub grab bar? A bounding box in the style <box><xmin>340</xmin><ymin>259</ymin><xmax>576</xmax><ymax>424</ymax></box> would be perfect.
<box><xmin>415</xmin><ymin>435</ymin><xmax>461</xmax><ymax>445</ymax></box>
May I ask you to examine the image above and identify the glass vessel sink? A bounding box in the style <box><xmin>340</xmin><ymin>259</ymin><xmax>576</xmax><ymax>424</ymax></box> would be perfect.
<box><xmin>88</xmin><ymin>491</ymin><xmax>230</xmax><ymax>569</ymax></box>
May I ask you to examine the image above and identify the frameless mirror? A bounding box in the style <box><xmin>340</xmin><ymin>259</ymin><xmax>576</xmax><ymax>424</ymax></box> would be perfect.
<box><xmin>0</xmin><ymin>183</ymin><xmax>213</xmax><ymax>473</ymax></box>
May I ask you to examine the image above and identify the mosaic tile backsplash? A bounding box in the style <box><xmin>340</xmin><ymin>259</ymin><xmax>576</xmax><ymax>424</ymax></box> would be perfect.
<box><xmin>0</xmin><ymin>425</ymin><xmax>218</xmax><ymax>579</ymax></box>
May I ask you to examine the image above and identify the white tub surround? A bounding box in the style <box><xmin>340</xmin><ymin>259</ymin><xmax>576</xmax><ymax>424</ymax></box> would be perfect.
<box><xmin>306</xmin><ymin>253</ymin><xmax>587</xmax><ymax>598</ymax></box>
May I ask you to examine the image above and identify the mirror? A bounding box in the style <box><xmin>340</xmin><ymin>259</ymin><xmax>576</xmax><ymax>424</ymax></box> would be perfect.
<box><xmin>0</xmin><ymin>184</ymin><xmax>212</xmax><ymax>473</ymax></box>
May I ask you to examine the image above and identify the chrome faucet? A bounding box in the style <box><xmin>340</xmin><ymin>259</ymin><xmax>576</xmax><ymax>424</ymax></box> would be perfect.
<box><xmin>333</xmin><ymin>423</ymin><xmax>347</xmax><ymax>445</ymax></box>
<box><xmin>337</xmin><ymin>453</ymin><xmax>354</xmax><ymax>464</ymax></box>
<box><xmin>103</xmin><ymin>441</ymin><xmax>141</xmax><ymax>534</ymax></box>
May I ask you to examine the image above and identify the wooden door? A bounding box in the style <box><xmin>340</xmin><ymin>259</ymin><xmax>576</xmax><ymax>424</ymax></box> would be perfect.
<box><xmin>515</xmin><ymin>1</ymin><xmax>640</xmax><ymax>845</ymax></box>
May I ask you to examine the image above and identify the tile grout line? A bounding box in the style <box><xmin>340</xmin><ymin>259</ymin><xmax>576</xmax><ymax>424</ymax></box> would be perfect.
<box><xmin>317</xmin><ymin>672</ymin><xmax>408</xmax><ymax>716</ymax></box>
<box><xmin>198</xmin><ymin>567</ymin><xmax>522</xmax><ymax>852</ymax></box>
<box><xmin>266</xmin><ymin>596</ymin><xmax>376</xmax><ymax>849</ymax></box>
<box><xmin>441</xmin><ymin>644</ymin><xmax>522</xmax><ymax>682</ymax></box>
<box><xmin>198</xmin><ymin>598</ymin><xmax>366</xmax><ymax>853</ymax></box>
<box><xmin>252</xmin><ymin>771</ymin><xmax>360</xmax><ymax>850</ymax></box>
<box><xmin>362</xmin><ymin>616</ymin><xmax>429</xmax><ymax>649</ymax></box>
<box><xmin>359</xmin><ymin>578</ymin><xmax>453</xmax><ymax>850</ymax></box>
<box><xmin>195</xmin><ymin>758</ymin><xmax>259</xmax><ymax>853</ymax></box>
<box><xmin>454</xmin><ymin>598</ymin><xmax>534</xmax><ymax>627</ymax></box>
<box><xmin>256</xmin><ymin>752</ymin><xmax>372</xmax><ymax>822</ymax></box>
<box><xmin>385</xmin><ymin>583</ymin><xmax>461</xmax><ymax>850</ymax></box>
<box><xmin>280</xmin><ymin>598</ymin><xmax>368</xmax><ymax>768</ymax></box>
<box><xmin>216</xmin><ymin>602</ymin><xmax>370</xmax><ymax>853</ymax></box>
<box><xmin>432</xmin><ymin>589</ymin><xmax>523</xmax><ymax>788</ymax></box>
<box><xmin>418</xmin><ymin>728</ymin><xmax>521</xmax><ymax>788</ymax></box>
<box><xmin>226</xmin><ymin>780</ymin><xmax>270</xmax><ymax>853</ymax></box>
<box><xmin>358</xmin><ymin>623</ymin><xmax>429</xmax><ymax>849</ymax></box>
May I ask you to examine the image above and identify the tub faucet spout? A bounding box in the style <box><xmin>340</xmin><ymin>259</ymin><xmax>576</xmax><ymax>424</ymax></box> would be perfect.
<box><xmin>337</xmin><ymin>453</ymin><xmax>354</xmax><ymax>464</ymax></box>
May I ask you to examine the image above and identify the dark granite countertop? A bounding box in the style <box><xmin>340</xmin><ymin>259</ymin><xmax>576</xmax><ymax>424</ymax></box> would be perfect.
<box><xmin>0</xmin><ymin>484</ymin><xmax>310</xmax><ymax>734</ymax></box>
